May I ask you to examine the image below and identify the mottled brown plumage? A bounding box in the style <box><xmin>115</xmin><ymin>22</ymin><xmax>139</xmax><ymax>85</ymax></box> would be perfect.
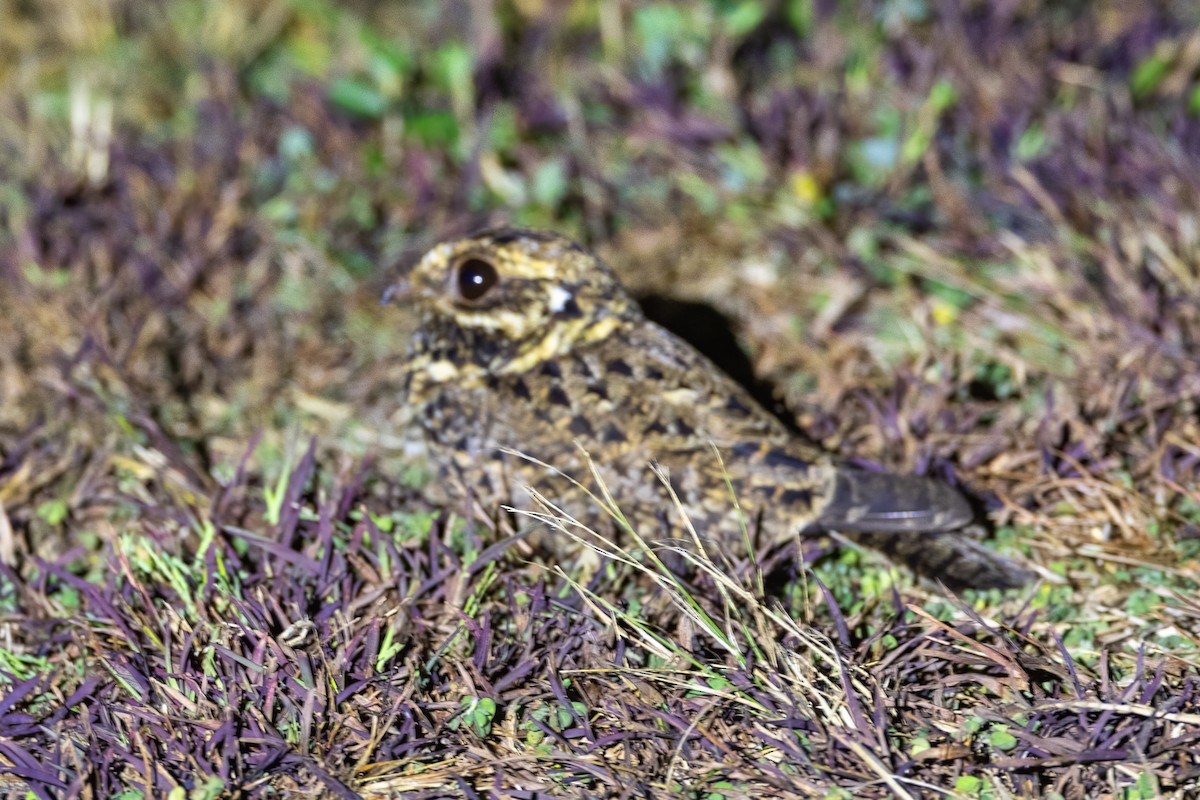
<box><xmin>390</xmin><ymin>228</ymin><xmax>1030</xmax><ymax>590</ymax></box>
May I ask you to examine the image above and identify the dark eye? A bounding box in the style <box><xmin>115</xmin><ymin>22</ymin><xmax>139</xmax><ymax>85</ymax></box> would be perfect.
<box><xmin>456</xmin><ymin>258</ymin><xmax>499</xmax><ymax>302</ymax></box>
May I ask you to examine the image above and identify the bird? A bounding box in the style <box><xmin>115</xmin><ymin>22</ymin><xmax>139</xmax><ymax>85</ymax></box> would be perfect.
<box><xmin>387</xmin><ymin>227</ymin><xmax>1031</xmax><ymax>591</ymax></box>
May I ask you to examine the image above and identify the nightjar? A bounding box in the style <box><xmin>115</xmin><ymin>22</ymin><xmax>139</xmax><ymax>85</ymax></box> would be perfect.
<box><xmin>389</xmin><ymin>227</ymin><xmax>1030</xmax><ymax>590</ymax></box>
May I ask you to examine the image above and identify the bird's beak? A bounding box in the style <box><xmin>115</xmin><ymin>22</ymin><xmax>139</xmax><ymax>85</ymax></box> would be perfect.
<box><xmin>380</xmin><ymin>277</ymin><xmax>411</xmax><ymax>306</ymax></box>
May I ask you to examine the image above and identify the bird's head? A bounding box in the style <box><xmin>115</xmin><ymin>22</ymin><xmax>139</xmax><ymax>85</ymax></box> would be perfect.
<box><xmin>388</xmin><ymin>228</ymin><xmax>638</xmax><ymax>378</ymax></box>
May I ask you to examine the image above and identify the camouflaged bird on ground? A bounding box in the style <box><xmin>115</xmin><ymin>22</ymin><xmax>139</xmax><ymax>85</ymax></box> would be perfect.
<box><xmin>390</xmin><ymin>227</ymin><xmax>1031</xmax><ymax>590</ymax></box>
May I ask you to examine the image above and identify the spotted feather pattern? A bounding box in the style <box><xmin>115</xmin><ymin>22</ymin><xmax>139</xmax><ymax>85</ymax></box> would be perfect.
<box><xmin>392</xmin><ymin>228</ymin><xmax>1031</xmax><ymax>589</ymax></box>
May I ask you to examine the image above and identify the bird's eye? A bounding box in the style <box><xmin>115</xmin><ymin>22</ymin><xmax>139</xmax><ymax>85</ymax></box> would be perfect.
<box><xmin>456</xmin><ymin>258</ymin><xmax>499</xmax><ymax>302</ymax></box>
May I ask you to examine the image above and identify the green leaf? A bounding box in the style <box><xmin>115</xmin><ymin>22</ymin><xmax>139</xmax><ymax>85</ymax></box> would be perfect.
<box><xmin>433</xmin><ymin>42</ymin><xmax>474</xmax><ymax>121</ymax></box>
<box><xmin>460</xmin><ymin>696</ymin><xmax>497</xmax><ymax>737</ymax></box>
<box><xmin>1015</xmin><ymin>125</ymin><xmax>1047</xmax><ymax>162</ymax></box>
<box><xmin>634</xmin><ymin>4</ymin><xmax>688</xmax><ymax>76</ymax></box>
<box><xmin>192</xmin><ymin>777</ymin><xmax>228</xmax><ymax>800</ymax></box>
<box><xmin>720</xmin><ymin>1</ymin><xmax>767</xmax><ymax>37</ymax></box>
<box><xmin>364</xmin><ymin>38</ymin><xmax>411</xmax><ymax>99</ymax></box>
<box><xmin>555</xmin><ymin>704</ymin><xmax>574</xmax><ymax>730</ymax></box>
<box><xmin>531</xmin><ymin>159</ymin><xmax>568</xmax><ymax>210</ymax></box>
<box><xmin>1131</xmin><ymin>54</ymin><xmax>1171</xmax><ymax>99</ymax></box>
<box><xmin>955</xmin><ymin>774</ymin><xmax>983</xmax><ymax>794</ymax></box>
<box><xmin>328</xmin><ymin>78</ymin><xmax>388</xmax><ymax>119</ymax></box>
<box><xmin>1125</xmin><ymin>588</ymin><xmax>1159</xmax><ymax>617</ymax></box>
<box><xmin>678</xmin><ymin>172</ymin><xmax>720</xmax><ymax>214</ymax></box>
<box><xmin>785</xmin><ymin>0</ymin><xmax>813</xmax><ymax>34</ymax></box>
<box><xmin>488</xmin><ymin>103</ymin><xmax>520</xmax><ymax>153</ymax></box>
<box><xmin>433</xmin><ymin>43</ymin><xmax>473</xmax><ymax>95</ymax></box>
<box><xmin>406</xmin><ymin>110</ymin><xmax>458</xmax><ymax>148</ymax></box>
<box><xmin>928</xmin><ymin>78</ymin><xmax>958</xmax><ymax>113</ymax></box>
<box><xmin>988</xmin><ymin>727</ymin><xmax>1018</xmax><ymax>751</ymax></box>
<box><xmin>36</xmin><ymin>499</ymin><xmax>69</xmax><ymax>526</ymax></box>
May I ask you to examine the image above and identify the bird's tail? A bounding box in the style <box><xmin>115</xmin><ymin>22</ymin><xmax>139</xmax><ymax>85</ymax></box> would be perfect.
<box><xmin>820</xmin><ymin>469</ymin><xmax>1031</xmax><ymax>590</ymax></box>
<box><xmin>845</xmin><ymin>529</ymin><xmax>1033</xmax><ymax>591</ymax></box>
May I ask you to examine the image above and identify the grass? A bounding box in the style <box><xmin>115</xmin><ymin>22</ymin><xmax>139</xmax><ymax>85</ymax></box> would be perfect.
<box><xmin>2</xmin><ymin>0</ymin><xmax>1200</xmax><ymax>797</ymax></box>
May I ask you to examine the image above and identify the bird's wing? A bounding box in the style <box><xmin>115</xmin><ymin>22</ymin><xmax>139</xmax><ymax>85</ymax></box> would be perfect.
<box><xmin>577</xmin><ymin>321</ymin><xmax>1028</xmax><ymax>589</ymax></box>
<box><xmin>593</xmin><ymin>320</ymin><xmax>798</xmax><ymax>448</ymax></box>
<box><xmin>615</xmin><ymin>325</ymin><xmax>972</xmax><ymax>524</ymax></box>
<box><xmin>819</xmin><ymin>468</ymin><xmax>975</xmax><ymax>533</ymax></box>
